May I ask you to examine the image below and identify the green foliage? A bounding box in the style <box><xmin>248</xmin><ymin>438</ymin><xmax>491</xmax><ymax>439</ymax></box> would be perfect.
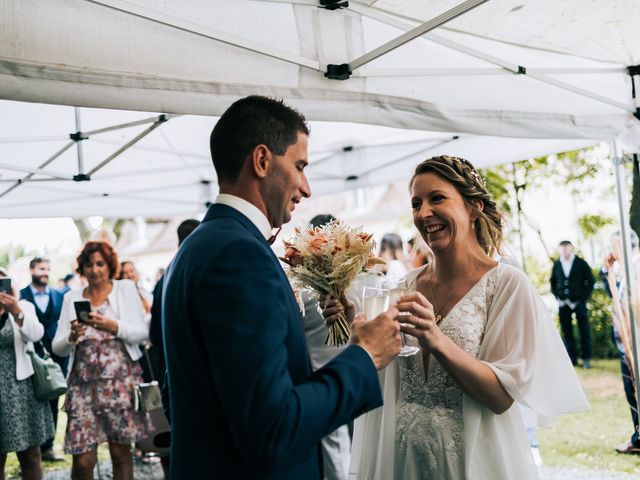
<box><xmin>587</xmin><ymin>274</ymin><xmax>619</xmax><ymax>359</ymax></box>
<box><xmin>524</xmin><ymin>254</ymin><xmax>553</xmax><ymax>293</ymax></box>
<box><xmin>0</xmin><ymin>244</ymin><xmax>35</xmax><ymax>270</ymax></box>
<box><xmin>480</xmin><ymin>166</ymin><xmax>512</xmax><ymax>214</ymax></box>
<box><xmin>577</xmin><ymin>214</ymin><xmax>614</xmax><ymax>240</ymax></box>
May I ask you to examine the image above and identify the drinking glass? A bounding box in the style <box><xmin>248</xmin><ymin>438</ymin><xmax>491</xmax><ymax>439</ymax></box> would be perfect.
<box><xmin>384</xmin><ymin>278</ymin><xmax>420</xmax><ymax>357</ymax></box>
<box><xmin>361</xmin><ymin>286</ymin><xmax>390</xmax><ymax>320</ymax></box>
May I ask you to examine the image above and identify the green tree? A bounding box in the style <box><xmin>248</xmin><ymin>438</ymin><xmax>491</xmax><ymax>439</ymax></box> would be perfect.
<box><xmin>577</xmin><ymin>213</ymin><xmax>615</xmax><ymax>239</ymax></box>
<box><xmin>0</xmin><ymin>244</ymin><xmax>35</xmax><ymax>269</ymax></box>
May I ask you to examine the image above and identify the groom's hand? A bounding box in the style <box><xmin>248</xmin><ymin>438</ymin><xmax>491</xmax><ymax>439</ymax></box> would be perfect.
<box><xmin>350</xmin><ymin>308</ymin><xmax>401</xmax><ymax>370</ymax></box>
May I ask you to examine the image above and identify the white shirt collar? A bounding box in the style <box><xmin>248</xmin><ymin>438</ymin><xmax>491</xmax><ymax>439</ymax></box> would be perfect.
<box><xmin>29</xmin><ymin>284</ymin><xmax>49</xmax><ymax>296</ymax></box>
<box><xmin>215</xmin><ymin>194</ymin><xmax>272</xmax><ymax>241</ymax></box>
<box><xmin>560</xmin><ymin>254</ymin><xmax>575</xmax><ymax>276</ymax></box>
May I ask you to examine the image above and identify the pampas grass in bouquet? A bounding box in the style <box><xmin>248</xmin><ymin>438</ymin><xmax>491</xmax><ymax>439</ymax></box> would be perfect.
<box><xmin>280</xmin><ymin>221</ymin><xmax>384</xmax><ymax>346</ymax></box>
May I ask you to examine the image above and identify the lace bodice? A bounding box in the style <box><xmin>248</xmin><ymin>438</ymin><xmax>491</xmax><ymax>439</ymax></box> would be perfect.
<box><xmin>395</xmin><ymin>266</ymin><xmax>498</xmax><ymax>478</ymax></box>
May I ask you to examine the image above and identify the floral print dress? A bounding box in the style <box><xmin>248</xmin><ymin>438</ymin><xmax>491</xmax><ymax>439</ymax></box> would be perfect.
<box><xmin>62</xmin><ymin>302</ymin><xmax>150</xmax><ymax>454</ymax></box>
<box><xmin>0</xmin><ymin>316</ymin><xmax>54</xmax><ymax>454</ymax></box>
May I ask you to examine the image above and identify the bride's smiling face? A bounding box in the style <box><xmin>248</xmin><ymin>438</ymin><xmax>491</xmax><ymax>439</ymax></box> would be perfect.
<box><xmin>410</xmin><ymin>172</ymin><xmax>476</xmax><ymax>252</ymax></box>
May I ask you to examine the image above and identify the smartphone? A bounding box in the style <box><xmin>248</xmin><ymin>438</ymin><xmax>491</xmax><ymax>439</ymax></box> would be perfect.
<box><xmin>74</xmin><ymin>300</ymin><xmax>92</xmax><ymax>323</ymax></box>
<box><xmin>0</xmin><ymin>278</ymin><xmax>11</xmax><ymax>294</ymax></box>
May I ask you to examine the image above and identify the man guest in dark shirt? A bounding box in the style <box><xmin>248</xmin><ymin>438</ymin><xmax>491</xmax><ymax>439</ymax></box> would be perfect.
<box><xmin>550</xmin><ymin>241</ymin><xmax>595</xmax><ymax>368</ymax></box>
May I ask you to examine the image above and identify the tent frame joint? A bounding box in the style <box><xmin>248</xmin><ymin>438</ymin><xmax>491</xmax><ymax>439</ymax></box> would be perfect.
<box><xmin>69</xmin><ymin>132</ymin><xmax>89</xmax><ymax>141</ymax></box>
<box><xmin>325</xmin><ymin>63</ymin><xmax>352</xmax><ymax>80</ymax></box>
<box><xmin>517</xmin><ymin>65</ymin><xmax>526</xmax><ymax>75</ymax></box>
<box><xmin>319</xmin><ymin>0</ymin><xmax>348</xmax><ymax>10</ymax></box>
<box><xmin>627</xmin><ymin>65</ymin><xmax>640</xmax><ymax>77</ymax></box>
<box><xmin>73</xmin><ymin>173</ymin><xmax>91</xmax><ymax>182</ymax></box>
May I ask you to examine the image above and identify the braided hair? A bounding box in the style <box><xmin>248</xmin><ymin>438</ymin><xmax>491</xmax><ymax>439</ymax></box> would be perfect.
<box><xmin>410</xmin><ymin>155</ymin><xmax>503</xmax><ymax>257</ymax></box>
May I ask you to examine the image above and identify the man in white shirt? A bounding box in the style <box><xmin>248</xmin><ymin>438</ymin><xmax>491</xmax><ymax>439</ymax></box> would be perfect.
<box><xmin>162</xmin><ymin>95</ymin><xmax>401</xmax><ymax>479</ymax></box>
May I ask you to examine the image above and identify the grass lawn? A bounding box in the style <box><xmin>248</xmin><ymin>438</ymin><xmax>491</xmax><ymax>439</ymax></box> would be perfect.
<box><xmin>4</xmin><ymin>396</ymin><xmax>109</xmax><ymax>479</ymax></box>
<box><xmin>538</xmin><ymin>358</ymin><xmax>640</xmax><ymax>474</ymax></box>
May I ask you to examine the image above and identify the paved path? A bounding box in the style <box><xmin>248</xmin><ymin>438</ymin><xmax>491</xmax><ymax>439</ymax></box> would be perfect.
<box><xmin>41</xmin><ymin>463</ymin><xmax>638</xmax><ymax>480</ymax></box>
<box><xmin>42</xmin><ymin>459</ymin><xmax>163</xmax><ymax>479</ymax></box>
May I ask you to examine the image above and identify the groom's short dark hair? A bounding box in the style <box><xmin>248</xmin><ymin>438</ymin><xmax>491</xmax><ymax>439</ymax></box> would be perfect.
<box><xmin>210</xmin><ymin>95</ymin><xmax>309</xmax><ymax>184</ymax></box>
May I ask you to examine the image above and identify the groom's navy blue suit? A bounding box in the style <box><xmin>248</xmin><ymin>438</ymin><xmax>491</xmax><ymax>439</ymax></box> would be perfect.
<box><xmin>163</xmin><ymin>204</ymin><xmax>383</xmax><ymax>479</ymax></box>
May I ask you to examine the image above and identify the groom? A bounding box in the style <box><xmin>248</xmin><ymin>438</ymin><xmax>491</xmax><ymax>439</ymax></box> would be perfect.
<box><xmin>163</xmin><ymin>95</ymin><xmax>401</xmax><ymax>479</ymax></box>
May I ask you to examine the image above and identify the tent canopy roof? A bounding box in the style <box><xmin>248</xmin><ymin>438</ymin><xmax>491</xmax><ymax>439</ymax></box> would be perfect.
<box><xmin>0</xmin><ymin>100</ymin><xmax>592</xmax><ymax>218</ymax></box>
<box><xmin>0</xmin><ymin>0</ymin><xmax>637</xmax><ymax>218</ymax></box>
<box><xmin>1</xmin><ymin>0</ymin><xmax>639</xmax><ymax>143</ymax></box>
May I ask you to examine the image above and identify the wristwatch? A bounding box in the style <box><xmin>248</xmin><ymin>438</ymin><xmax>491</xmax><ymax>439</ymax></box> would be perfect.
<box><xmin>15</xmin><ymin>311</ymin><xmax>24</xmax><ymax>322</ymax></box>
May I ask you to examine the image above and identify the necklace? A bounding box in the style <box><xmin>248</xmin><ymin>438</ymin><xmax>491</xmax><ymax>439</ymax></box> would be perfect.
<box><xmin>427</xmin><ymin>267</ymin><xmax>464</xmax><ymax>324</ymax></box>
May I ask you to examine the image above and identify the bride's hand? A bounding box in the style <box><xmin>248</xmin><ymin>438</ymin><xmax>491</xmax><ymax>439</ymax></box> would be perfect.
<box><xmin>319</xmin><ymin>294</ymin><xmax>355</xmax><ymax>327</ymax></box>
<box><xmin>396</xmin><ymin>292</ymin><xmax>442</xmax><ymax>351</ymax></box>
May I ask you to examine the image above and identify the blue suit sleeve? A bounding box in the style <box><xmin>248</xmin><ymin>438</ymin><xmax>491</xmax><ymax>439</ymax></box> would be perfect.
<box><xmin>196</xmin><ymin>238</ymin><xmax>382</xmax><ymax>468</ymax></box>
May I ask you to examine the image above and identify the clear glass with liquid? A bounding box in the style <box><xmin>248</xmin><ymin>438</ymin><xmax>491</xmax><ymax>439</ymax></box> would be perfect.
<box><xmin>361</xmin><ymin>287</ymin><xmax>390</xmax><ymax>319</ymax></box>
<box><xmin>384</xmin><ymin>278</ymin><xmax>420</xmax><ymax>357</ymax></box>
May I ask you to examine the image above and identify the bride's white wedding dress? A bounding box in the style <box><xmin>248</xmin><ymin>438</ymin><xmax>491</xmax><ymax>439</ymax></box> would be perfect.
<box><xmin>349</xmin><ymin>263</ymin><xmax>588</xmax><ymax>480</ymax></box>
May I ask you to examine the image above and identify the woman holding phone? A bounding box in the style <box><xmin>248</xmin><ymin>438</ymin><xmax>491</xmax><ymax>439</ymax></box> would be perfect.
<box><xmin>0</xmin><ymin>268</ymin><xmax>53</xmax><ymax>480</ymax></box>
<box><xmin>53</xmin><ymin>241</ymin><xmax>150</xmax><ymax>480</ymax></box>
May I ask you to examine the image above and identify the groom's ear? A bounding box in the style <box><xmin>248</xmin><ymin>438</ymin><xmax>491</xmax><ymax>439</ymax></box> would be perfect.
<box><xmin>250</xmin><ymin>144</ymin><xmax>271</xmax><ymax>179</ymax></box>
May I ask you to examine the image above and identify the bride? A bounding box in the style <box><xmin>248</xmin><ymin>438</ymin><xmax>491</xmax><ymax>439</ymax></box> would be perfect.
<box><xmin>323</xmin><ymin>155</ymin><xmax>588</xmax><ymax>479</ymax></box>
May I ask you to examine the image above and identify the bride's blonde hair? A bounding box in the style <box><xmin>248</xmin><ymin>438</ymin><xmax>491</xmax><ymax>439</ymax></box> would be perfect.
<box><xmin>410</xmin><ymin>155</ymin><xmax>504</xmax><ymax>257</ymax></box>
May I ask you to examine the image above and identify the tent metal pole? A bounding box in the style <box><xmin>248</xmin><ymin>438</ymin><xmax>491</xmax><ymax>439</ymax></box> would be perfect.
<box><xmin>358</xmin><ymin>139</ymin><xmax>455</xmax><ymax>177</ymax></box>
<box><xmin>358</xmin><ymin>67</ymin><xmax>626</xmax><ymax>77</ymax></box>
<box><xmin>97</xmin><ymin>164</ymin><xmax>210</xmax><ymax>180</ymax></box>
<box><xmin>0</xmin><ymin>140</ymin><xmax>75</xmax><ymax>199</ymax></box>
<box><xmin>350</xmin><ymin>1</ymin><xmax>623</xmax><ymax>65</ymax></box>
<box><xmin>87</xmin><ymin>0</ymin><xmax>319</xmax><ymax>71</ymax></box>
<box><xmin>350</xmin><ymin>2</ymin><xmax>634</xmax><ymax>113</ymax></box>
<box><xmin>611</xmin><ymin>141</ymin><xmax>640</xmax><ymax>422</ymax></box>
<box><xmin>74</xmin><ymin>108</ymin><xmax>85</xmax><ymax>176</ymax></box>
<box><xmin>0</xmin><ymin>163</ymin><xmax>72</xmax><ymax>180</ymax></box>
<box><xmin>87</xmin><ymin>117</ymin><xmax>168</xmax><ymax>177</ymax></box>
<box><xmin>83</xmin><ymin>114</ymin><xmax>178</xmax><ymax>137</ymax></box>
<box><xmin>348</xmin><ymin>0</ymin><xmax>490</xmax><ymax>72</ymax></box>
<box><xmin>92</xmin><ymin>136</ymin><xmax>208</xmax><ymax>160</ymax></box>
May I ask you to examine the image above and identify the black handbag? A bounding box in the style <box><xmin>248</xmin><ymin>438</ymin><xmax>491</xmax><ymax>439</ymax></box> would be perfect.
<box><xmin>134</xmin><ymin>345</ymin><xmax>171</xmax><ymax>455</ymax></box>
<box><xmin>27</xmin><ymin>344</ymin><xmax>67</xmax><ymax>401</ymax></box>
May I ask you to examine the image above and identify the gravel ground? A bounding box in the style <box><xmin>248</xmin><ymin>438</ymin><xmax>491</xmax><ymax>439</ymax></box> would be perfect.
<box><xmin>42</xmin><ymin>459</ymin><xmax>164</xmax><ymax>480</ymax></box>
<box><xmin>42</xmin><ymin>463</ymin><xmax>638</xmax><ymax>480</ymax></box>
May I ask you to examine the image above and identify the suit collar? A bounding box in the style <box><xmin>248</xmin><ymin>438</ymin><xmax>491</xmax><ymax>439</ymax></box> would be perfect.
<box><xmin>214</xmin><ymin>194</ymin><xmax>272</xmax><ymax>241</ymax></box>
<box><xmin>203</xmin><ymin>203</ymin><xmax>268</xmax><ymax>244</ymax></box>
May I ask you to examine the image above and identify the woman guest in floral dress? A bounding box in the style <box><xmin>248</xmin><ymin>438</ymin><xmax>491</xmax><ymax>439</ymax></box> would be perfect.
<box><xmin>0</xmin><ymin>269</ymin><xmax>53</xmax><ymax>480</ymax></box>
<box><xmin>53</xmin><ymin>241</ymin><xmax>150</xmax><ymax>480</ymax></box>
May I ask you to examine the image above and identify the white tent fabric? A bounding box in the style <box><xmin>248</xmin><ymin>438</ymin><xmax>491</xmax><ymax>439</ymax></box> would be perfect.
<box><xmin>0</xmin><ymin>100</ymin><xmax>592</xmax><ymax>218</ymax></box>
<box><xmin>1</xmin><ymin>0</ymin><xmax>639</xmax><ymax>146</ymax></box>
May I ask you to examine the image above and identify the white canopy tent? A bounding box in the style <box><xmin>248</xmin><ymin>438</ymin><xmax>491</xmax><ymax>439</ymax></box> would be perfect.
<box><xmin>0</xmin><ymin>0</ymin><xmax>639</xmax><ymax>145</ymax></box>
<box><xmin>1</xmin><ymin>0</ymin><xmax>640</xmax><ymax>412</ymax></box>
<box><xmin>0</xmin><ymin>99</ymin><xmax>593</xmax><ymax>218</ymax></box>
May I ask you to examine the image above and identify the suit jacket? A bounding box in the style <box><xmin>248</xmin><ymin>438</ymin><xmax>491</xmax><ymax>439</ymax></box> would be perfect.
<box><xmin>550</xmin><ymin>255</ymin><xmax>594</xmax><ymax>303</ymax></box>
<box><xmin>19</xmin><ymin>285</ymin><xmax>68</xmax><ymax>373</ymax></box>
<box><xmin>163</xmin><ymin>204</ymin><xmax>382</xmax><ymax>479</ymax></box>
